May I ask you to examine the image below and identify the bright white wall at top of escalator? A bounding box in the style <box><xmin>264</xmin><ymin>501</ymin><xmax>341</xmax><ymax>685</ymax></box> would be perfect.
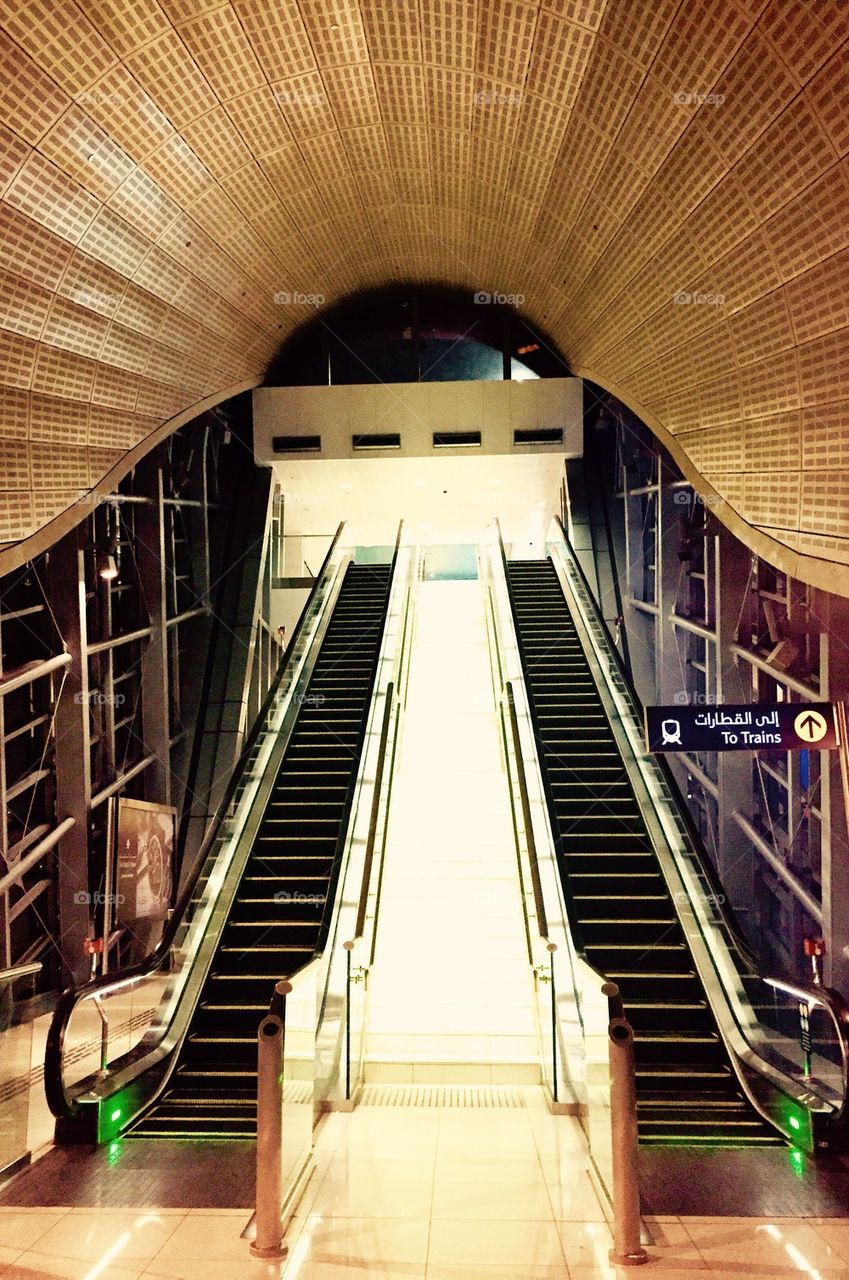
<box><xmin>252</xmin><ymin>377</ymin><xmax>583</xmax><ymax>463</ymax></box>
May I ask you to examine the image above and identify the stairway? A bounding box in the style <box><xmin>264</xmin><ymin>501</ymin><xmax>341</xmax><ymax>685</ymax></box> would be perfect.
<box><xmin>505</xmin><ymin>558</ymin><xmax>782</xmax><ymax>1146</ymax></box>
<box><xmin>129</xmin><ymin>562</ymin><xmax>392</xmax><ymax>1138</ymax></box>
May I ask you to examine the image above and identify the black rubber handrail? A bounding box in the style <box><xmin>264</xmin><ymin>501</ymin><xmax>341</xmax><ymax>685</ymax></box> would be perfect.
<box><xmin>45</xmin><ymin>522</ymin><xmax>350</xmax><ymax>1120</ymax></box>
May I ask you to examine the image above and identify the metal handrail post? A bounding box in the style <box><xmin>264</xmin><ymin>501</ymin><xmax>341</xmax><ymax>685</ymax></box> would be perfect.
<box><xmin>251</xmin><ymin>980</ymin><xmax>290</xmax><ymax>1260</ymax></box>
<box><xmin>607</xmin><ymin>999</ymin><xmax>648</xmax><ymax>1267</ymax></box>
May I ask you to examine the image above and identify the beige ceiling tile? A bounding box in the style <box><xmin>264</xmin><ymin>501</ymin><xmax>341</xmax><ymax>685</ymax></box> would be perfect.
<box><xmin>298</xmin><ymin>0</ymin><xmax>370</xmax><ymax>68</ymax></box>
<box><xmin>76</xmin><ymin>0</ymin><xmax>171</xmax><ymax>58</ymax></box>
<box><xmin>360</xmin><ymin>0</ymin><xmax>421</xmax><ymax>63</ymax></box>
<box><xmin>107</xmin><ymin>167</ymin><xmax>180</xmax><ymax>239</ymax></box>
<box><xmin>126</xmin><ymin>29</ymin><xmax>218</xmax><ymax>128</ymax></box>
<box><xmin>0</xmin><ymin>29</ymin><xmax>72</xmax><ymax>144</ymax></box>
<box><xmin>0</xmin><ymin>125</ymin><xmax>30</xmax><ymax>196</ymax></box>
<box><xmin>525</xmin><ymin>10</ymin><xmax>596</xmax><ymax>108</ymax></box>
<box><xmin>78</xmin><ymin>206</ymin><xmax>151</xmax><ymax>277</ymax></box>
<box><xmin>806</xmin><ymin>47</ymin><xmax>849</xmax><ymax>158</ymax></box>
<box><xmin>81</xmin><ymin>65</ymin><xmax>175</xmax><ymax>160</ymax></box>
<box><xmin>235</xmin><ymin>0</ymin><xmax>315</xmax><ymax>79</ymax></box>
<box><xmin>323</xmin><ymin>63</ymin><xmax>382</xmax><ymax>131</ymax></box>
<box><xmin>421</xmin><ymin>0</ymin><xmax>478</xmax><ymax>69</ymax></box>
<box><xmin>32</xmin><ymin>343</ymin><xmax>97</xmax><ymax>400</ymax></box>
<box><xmin>226</xmin><ymin>85</ymin><xmax>294</xmax><ymax>155</ymax></box>
<box><xmin>179</xmin><ymin>5</ymin><xmax>266</xmax><ymax>100</ymax></box>
<box><xmin>0</xmin><ymin>265</ymin><xmax>52</xmax><ymax>339</ymax></box>
<box><xmin>0</xmin><ymin>203</ymin><xmax>75</xmax><ymax>290</ymax></box>
<box><xmin>144</xmin><ymin>134</ymin><xmax>214</xmax><ymax>205</ymax></box>
<box><xmin>732</xmin><ymin>95</ymin><xmax>837</xmax><ymax>223</ymax></box>
<box><xmin>0</xmin><ymin>0</ymin><xmax>118</xmax><ymax>95</ymax></box>
<box><xmin>802</xmin><ymin>402</ymin><xmax>849</xmax><ymax>470</ymax></box>
<box><xmin>760</xmin><ymin>0</ymin><xmax>844</xmax><ymax>83</ymax></box>
<box><xmin>182</xmin><ymin>106</ymin><xmax>253</xmax><ymax>178</ymax></box>
<box><xmin>40</xmin><ymin>106</ymin><xmax>135</xmax><ymax>202</ymax></box>
<box><xmin>57</xmin><ymin>254</ymin><xmax>128</xmax><ymax>317</ymax></box>
<box><xmin>5</xmin><ymin>151</ymin><xmax>101</xmax><ymax>244</ymax></box>
<box><xmin>42</xmin><ymin>292</ymin><xmax>109</xmax><ymax>358</ymax></box>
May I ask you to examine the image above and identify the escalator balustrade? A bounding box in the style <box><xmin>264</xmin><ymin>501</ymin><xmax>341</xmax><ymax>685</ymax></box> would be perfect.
<box><xmin>506</xmin><ymin>558</ymin><xmax>782</xmax><ymax>1146</ymax></box>
<box><xmin>129</xmin><ymin>563</ymin><xmax>392</xmax><ymax>1138</ymax></box>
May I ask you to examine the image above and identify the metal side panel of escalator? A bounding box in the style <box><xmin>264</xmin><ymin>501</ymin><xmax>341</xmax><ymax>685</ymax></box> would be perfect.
<box><xmin>504</xmin><ymin>557</ymin><xmax>783</xmax><ymax>1147</ymax></box>
<box><xmin>123</xmin><ymin>562</ymin><xmax>393</xmax><ymax>1139</ymax></box>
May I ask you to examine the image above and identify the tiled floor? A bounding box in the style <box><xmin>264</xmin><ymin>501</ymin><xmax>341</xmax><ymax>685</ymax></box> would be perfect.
<box><xmin>3</xmin><ymin>1098</ymin><xmax>849</xmax><ymax>1278</ymax></box>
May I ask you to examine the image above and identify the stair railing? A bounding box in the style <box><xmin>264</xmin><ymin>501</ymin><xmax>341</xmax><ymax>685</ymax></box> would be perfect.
<box><xmin>545</xmin><ymin>515</ymin><xmax>849</xmax><ymax>1148</ymax></box>
<box><xmin>44</xmin><ymin>523</ymin><xmax>356</xmax><ymax>1139</ymax></box>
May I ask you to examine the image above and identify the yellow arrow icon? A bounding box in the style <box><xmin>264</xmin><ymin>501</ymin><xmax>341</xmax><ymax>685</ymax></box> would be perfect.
<box><xmin>794</xmin><ymin>710</ymin><xmax>828</xmax><ymax>743</ymax></box>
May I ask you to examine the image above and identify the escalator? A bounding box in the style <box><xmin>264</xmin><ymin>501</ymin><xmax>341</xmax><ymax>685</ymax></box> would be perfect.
<box><xmin>45</xmin><ymin>550</ymin><xmax>396</xmax><ymax>1144</ymax></box>
<box><xmin>505</xmin><ymin>558</ymin><xmax>782</xmax><ymax>1146</ymax></box>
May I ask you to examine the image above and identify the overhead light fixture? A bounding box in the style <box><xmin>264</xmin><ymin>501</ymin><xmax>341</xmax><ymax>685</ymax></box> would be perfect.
<box><xmin>97</xmin><ymin>551</ymin><xmax>118</xmax><ymax>581</ymax></box>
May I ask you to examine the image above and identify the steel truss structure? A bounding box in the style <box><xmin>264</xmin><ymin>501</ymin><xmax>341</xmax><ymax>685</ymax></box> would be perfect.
<box><xmin>0</xmin><ymin>404</ymin><xmax>282</xmax><ymax>1000</ymax></box>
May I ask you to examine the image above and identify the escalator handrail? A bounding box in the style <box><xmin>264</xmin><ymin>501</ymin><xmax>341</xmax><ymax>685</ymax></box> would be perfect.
<box><xmin>494</xmin><ymin>522</ymin><xmax>590</xmax><ymax>958</ymax></box>
<box><xmin>547</xmin><ymin>514</ymin><xmax>849</xmax><ymax>1123</ymax></box>
<box><xmin>45</xmin><ymin>521</ymin><xmax>351</xmax><ymax>1121</ymax></box>
<box><xmin>312</xmin><ymin>523</ymin><xmax>405</xmax><ymax>959</ymax></box>
<box><xmin>348</xmin><ymin>682</ymin><xmax>396</xmax><ymax>947</ymax></box>
<box><xmin>504</xmin><ymin>682</ymin><xmax>549</xmax><ymax>946</ymax></box>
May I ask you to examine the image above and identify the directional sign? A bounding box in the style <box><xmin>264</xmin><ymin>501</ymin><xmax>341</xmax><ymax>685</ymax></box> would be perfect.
<box><xmin>645</xmin><ymin>702</ymin><xmax>840</xmax><ymax>754</ymax></box>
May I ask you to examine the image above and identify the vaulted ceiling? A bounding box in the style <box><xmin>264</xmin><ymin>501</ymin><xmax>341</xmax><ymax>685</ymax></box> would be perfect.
<box><xmin>0</xmin><ymin>0</ymin><xmax>847</xmax><ymax>587</ymax></box>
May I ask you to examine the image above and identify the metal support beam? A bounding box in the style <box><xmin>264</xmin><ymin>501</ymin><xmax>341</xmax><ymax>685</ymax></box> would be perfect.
<box><xmin>732</xmin><ymin>810</ymin><xmax>823</xmax><ymax>925</ymax></box>
<box><xmin>47</xmin><ymin>539</ymin><xmax>92</xmax><ymax>986</ymax></box>
<box><xmin>135</xmin><ymin>456</ymin><xmax>172</xmax><ymax>805</ymax></box>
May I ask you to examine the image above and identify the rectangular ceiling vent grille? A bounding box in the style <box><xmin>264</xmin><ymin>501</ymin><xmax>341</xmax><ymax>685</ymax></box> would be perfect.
<box><xmin>513</xmin><ymin>428</ymin><xmax>564</xmax><ymax>445</ymax></box>
<box><xmin>433</xmin><ymin>430</ymin><xmax>481</xmax><ymax>448</ymax></box>
<box><xmin>273</xmin><ymin>434</ymin><xmax>321</xmax><ymax>453</ymax></box>
<box><xmin>352</xmin><ymin>432</ymin><xmax>401</xmax><ymax>450</ymax></box>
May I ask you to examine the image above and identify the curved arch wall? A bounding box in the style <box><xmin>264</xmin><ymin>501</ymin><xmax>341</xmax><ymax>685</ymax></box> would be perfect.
<box><xmin>0</xmin><ymin>1</ymin><xmax>847</xmax><ymax>589</ymax></box>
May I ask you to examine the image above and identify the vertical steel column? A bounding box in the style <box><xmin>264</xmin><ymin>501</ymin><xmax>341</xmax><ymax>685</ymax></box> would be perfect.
<box><xmin>136</xmin><ymin>455</ymin><xmax>172</xmax><ymax>805</ymax></box>
<box><xmin>47</xmin><ymin>537</ymin><xmax>92</xmax><ymax>986</ymax></box>
<box><xmin>715</xmin><ymin>529</ymin><xmax>756</xmax><ymax>918</ymax></box>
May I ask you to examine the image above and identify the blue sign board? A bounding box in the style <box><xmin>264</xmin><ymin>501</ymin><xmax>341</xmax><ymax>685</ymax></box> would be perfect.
<box><xmin>645</xmin><ymin>703</ymin><xmax>840</xmax><ymax>753</ymax></box>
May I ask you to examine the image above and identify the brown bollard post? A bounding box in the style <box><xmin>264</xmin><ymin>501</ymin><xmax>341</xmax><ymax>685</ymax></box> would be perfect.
<box><xmin>608</xmin><ymin>1015</ymin><xmax>648</xmax><ymax>1266</ymax></box>
<box><xmin>251</xmin><ymin>979</ymin><xmax>291</xmax><ymax>1259</ymax></box>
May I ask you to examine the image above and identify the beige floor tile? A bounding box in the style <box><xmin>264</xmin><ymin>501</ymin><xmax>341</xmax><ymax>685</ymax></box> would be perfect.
<box><xmin>426</xmin><ymin>1217</ymin><xmax>565</xmax><ymax>1268</ymax></box>
<box><xmin>683</xmin><ymin>1219</ymin><xmax>849</xmax><ymax>1271</ymax></box>
<box><xmin>814</xmin><ymin>1222</ymin><xmax>849</xmax><ymax>1265</ymax></box>
<box><xmin>2</xmin><ymin>1252</ymin><xmax>141</xmax><ymax>1280</ymax></box>
<box><xmin>547</xmin><ymin>1172</ymin><xmax>606</xmax><ymax>1222</ymax></box>
<box><xmin>299</xmin><ymin>1216</ymin><xmax>430</xmax><ymax>1266</ymax></box>
<box><xmin>31</xmin><ymin>1213</ymin><xmax>181</xmax><ymax>1266</ymax></box>
<box><xmin>426</xmin><ymin>1266</ymin><xmax>567</xmax><ymax>1279</ymax></box>
<box><xmin>0</xmin><ymin>1213</ymin><xmax>89</xmax><ymax>1256</ymax></box>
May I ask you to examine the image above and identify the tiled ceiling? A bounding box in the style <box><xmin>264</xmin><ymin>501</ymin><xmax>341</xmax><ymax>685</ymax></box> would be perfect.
<box><xmin>0</xmin><ymin>0</ymin><xmax>847</xmax><ymax>586</ymax></box>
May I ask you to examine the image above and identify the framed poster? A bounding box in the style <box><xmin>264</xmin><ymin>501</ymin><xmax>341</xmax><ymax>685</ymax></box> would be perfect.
<box><xmin>113</xmin><ymin>798</ymin><xmax>177</xmax><ymax>931</ymax></box>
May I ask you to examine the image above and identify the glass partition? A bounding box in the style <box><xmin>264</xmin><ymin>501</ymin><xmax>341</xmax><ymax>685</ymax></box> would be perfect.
<box><xmin>281</xmin><ymin>958</ymin><xmax>319</xmax><ymax>1214</ymax></box>
<box><xmin>317</xmin><ymin>540</ymin><xmax>420</xmax><ymax>1110</ymax></box>
<box><xmin>50</xmin><ymin>526</ymin><xmax>356</xmax><ymax>1124</ymax></box>
<box><xmin>0</xmin><ymin>964</ymin><xmax>41</xmax><ymax>1176</ymax></box>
